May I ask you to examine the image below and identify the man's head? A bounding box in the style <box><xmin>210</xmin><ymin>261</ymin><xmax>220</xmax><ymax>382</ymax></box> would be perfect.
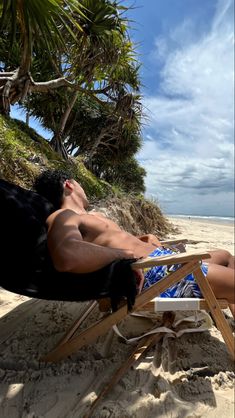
<box><xmin>34</xmin><ymin>169</ymin><xmax>88</xmax><ymax>210</ymax></box>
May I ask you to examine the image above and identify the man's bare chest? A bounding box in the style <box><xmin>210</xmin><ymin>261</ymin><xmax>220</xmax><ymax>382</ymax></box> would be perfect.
<box><xmin>78</xmin><ymin>213</ymin><xmax>121</xmax><ymax>241</ymax></box>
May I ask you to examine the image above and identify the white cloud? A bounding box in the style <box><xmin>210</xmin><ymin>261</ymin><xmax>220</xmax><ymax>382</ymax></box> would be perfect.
<box><xmin>139</xmin><ymin>0</ymin><xmax>234</xmax><ymax>216</ymax></box>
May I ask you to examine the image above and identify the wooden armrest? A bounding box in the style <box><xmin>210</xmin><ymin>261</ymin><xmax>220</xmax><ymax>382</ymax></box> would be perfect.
<box><xmin>160</xmin><ymin>238</ymin><xmax>188</xmax><ymax>245</ymax></box>
<box><xmin>131</xmin><ymin>250</ymin><xmax>210</xmax><ymax>269</ymax></box>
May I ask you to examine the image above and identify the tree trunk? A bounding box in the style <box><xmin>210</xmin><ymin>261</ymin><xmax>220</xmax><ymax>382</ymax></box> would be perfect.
<box><xmin>59</xmin><ymin>91</ymin><xmax>78</xmax><ymax>138</ymax></box>
<box><xmin>51</xmin><ymin>91</ymin><xmax>78</xmax><ymax>159</ymax></box>
<box><xmin>26</xmin><ymin>111</ymin><xmax>29</xmax><ymax>126</ymax></box>
<box><xmin>50</xmin><ymin>134</ymin><xmax>69</xmax><ymax>160</ymax></box>
<box><xmin>85</xmin><ymin>129</ymin><xmax>107</xmax><ymax>169</ymax></box>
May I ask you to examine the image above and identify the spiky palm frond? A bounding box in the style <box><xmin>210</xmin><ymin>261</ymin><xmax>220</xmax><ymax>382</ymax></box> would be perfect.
<box><xmin>0</xmin><ymin>0</ymin><xmax>86</xmax><ymax>67</ymax></box>
<box><xmin>69</xmin><ymin>0</ymin><xmax>130</xmax><ymax>82</ymax></box>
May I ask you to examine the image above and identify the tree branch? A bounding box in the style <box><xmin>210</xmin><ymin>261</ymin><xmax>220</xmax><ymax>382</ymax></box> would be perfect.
<box><xmin>2</xmin><ymin>69</ymin><xmax>19</xmax><ymax>113</ymax></box>
<box><xmin>31</xmin><ymin>77</ymin><xmax>113</xmax><ymax>96</ymax></box>
<box><xmin>30</xmin><ymin>77</ymin><xmax>73</xmax><ymax>91</ymax></box>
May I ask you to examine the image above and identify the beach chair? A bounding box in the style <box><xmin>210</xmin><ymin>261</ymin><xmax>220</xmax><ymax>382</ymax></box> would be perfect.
<box><xmin>41</xmin><ymin>250</ymin><xmax>234</xmax><ymax>362</ymax></box>
<box><xmin>0</xmin><ymin>179</ymin><xmax>234</xmax><ymax>365</ymax></box>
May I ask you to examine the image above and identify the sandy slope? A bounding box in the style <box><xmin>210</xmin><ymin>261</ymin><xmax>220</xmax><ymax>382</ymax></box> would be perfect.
<box><xmin>0</xmin><ymin>218</ymin><xmax>234</xmax><ymax>418</ymax></box>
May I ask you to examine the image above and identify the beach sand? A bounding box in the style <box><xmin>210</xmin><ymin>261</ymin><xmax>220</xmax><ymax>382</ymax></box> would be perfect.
<box><xmin>0</xmin><ymin>218</ymin><xmax>234</xmax><ymax>417</ymax></box>
<box><xmin>167</xmin><ymin>216</ymin><xmax>234</xmax><ymax>253</ymax></box>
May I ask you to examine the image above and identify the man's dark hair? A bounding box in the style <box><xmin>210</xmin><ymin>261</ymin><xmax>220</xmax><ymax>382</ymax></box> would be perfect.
<box><xmin>34</xmin><ymin>169</ymin><xmax>72</xmax><ymax>210</ymax></box>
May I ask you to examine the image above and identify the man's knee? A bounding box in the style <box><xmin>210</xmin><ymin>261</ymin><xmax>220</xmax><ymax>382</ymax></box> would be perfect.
<box><xmin>210</xmin><ymin>249</ymin><xmax>233</xmax><ymax>266</ymax></box>
<box><xmin>220</xmin><ymin>250</ymin><xmax>234</xmax><ymax>267</ymax></box>
<box><xmin>220</xmin><ymin>249</ymin><xmax>232</xmax><ymax>259</ymax></box>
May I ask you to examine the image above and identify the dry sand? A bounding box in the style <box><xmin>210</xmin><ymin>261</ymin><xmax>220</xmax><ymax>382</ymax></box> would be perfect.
<box><xmin>167</xmin><ymin>216</ymin><xmax>234</xmax><ymax>253</ymax></box>
<box><xmin>0</xmin><ymin>218</ymin><xmax>234</xmax><ymax>418</ymax></box>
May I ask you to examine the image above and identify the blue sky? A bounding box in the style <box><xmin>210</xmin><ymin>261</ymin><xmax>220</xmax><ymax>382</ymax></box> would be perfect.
<box><xmin>11</xmin><ymin>0</ymin><xmax>234</xmax><ymax>216</ymax></box>
<box><xmin>126</xmin><ymin>0</ymin><xmax>234</xmax><ymax>216</ymax></box>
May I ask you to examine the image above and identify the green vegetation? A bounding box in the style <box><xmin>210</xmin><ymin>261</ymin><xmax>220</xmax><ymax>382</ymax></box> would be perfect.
<box><xmin>0</xmin><ymin>114</ymin><xmax>110</xmax><ymax>198</ymax></box>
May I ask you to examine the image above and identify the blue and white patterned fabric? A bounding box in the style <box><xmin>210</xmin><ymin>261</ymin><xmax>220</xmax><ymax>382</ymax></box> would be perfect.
<box><xmin>143</xmin><ymin>247</ymin><xmax>208</xmax><ymax>298</ymax></box>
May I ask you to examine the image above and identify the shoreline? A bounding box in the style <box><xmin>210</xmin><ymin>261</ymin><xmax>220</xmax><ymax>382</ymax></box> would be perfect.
<box><xmin>167</xmin><ymin>215</ymin><xmax>234</xmax><ymax>226</ymax></box>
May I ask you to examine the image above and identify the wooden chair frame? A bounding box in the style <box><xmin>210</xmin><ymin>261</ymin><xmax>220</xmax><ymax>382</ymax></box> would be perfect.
<box><xmin>41</xmin><ymin>250</ymin><xmax>234</xmax><ymax>363</ymax></box>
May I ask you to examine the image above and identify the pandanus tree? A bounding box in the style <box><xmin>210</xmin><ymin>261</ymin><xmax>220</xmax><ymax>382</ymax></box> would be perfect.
<box><xmin>0</xmin><ymin>0</ymin><xmax>85</xmax><ymax>115</ymax></box>
<box><xmin>26</xmin><ymin>80</ymin><xmax>142</xmax><ymax>165</ymax></box>
<box><xmin>49</xmin><ymin>0</ymin><xmax>141</xmax><ymax>158</ymax></box>
<box><xmin>25</xmin><ymin>84</ymin><xmax>145</xmax><ymax>193</ymax></box>
<box><xmin>27</xmin><ymin>18</ymin><xmax>141</xmax><ymax>159</ymax></box>
<box><xmin>0</xmin><ymin>0</ymin><xmax>141</xmax><ymax>159</ymax></box>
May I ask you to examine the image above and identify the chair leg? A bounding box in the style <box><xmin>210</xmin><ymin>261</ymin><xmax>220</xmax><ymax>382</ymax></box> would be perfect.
<box><xmin>193</xmin><ymin>265</ymin><xmax>234</xmax><ymax>360</ymax></box>
<box><xmin>58</xmin><ymin>301</ymin><xmax>97</xmax><ymax>346</ymax></box>
<box><xmin>40</xmin><ymin>301</ymin><xmax>97</xmax><ymax>361</ymax></box>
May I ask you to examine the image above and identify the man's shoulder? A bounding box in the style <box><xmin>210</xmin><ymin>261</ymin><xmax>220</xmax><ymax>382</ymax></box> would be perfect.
<box><xmin>88</xmin><ymin>210</ymin><xmax>106</xmax><ymax>218</ymax></box>
<box><xmin>47</xmin><ymin>208</ymin><xmax>80</xmax><ymax>225</ymax></box>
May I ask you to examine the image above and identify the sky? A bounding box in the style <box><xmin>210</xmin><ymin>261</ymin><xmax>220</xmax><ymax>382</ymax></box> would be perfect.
<box><xmin>126</xmin><ymin>0</ymin><xmax>234</xmax><ymax>216</ymax></box>
<box><xmin>11</xmin><ymin>0</ymin><xmax>234</xmax><ymax>217</ymax></box>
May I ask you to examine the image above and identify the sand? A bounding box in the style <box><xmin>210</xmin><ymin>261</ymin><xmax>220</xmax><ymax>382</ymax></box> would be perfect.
<box><xmin>0</xmin><ymin>218</ymin><xmax>234</xmax><ymax>417</ymax></box>
<box><xmin>167</xmin><ymin>216</ymin><xmax>234</xmax><ymax>253</ymax></box>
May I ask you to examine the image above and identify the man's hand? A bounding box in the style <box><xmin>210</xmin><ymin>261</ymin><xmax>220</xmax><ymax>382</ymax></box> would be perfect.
<box><xmin>137</xmin><ymin>234</ymin><xmax>162</xmax><ymax>247</ymax></box>
<box><xmin>107</xmin><ymin>259</ymin><xmax>139</xmax><ymax>311</ymax></box>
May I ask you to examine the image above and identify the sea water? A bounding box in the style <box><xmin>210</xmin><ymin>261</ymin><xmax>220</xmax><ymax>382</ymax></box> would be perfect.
<box><xmin>167</xmin><ymin>214</ymin><xmax>234</xmax><ymax>226</ymax></box>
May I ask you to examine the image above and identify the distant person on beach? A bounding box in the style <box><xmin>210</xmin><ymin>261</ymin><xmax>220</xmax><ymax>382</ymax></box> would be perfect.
<box><xmin>34</xmin><ymin>169</ymin><xmax>235</xmax><ymax>317</ymax></box>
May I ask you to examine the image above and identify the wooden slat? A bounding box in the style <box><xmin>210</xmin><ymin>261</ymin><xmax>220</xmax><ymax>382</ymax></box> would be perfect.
<box><xmin>193</xmin><ymin>266</ymin><xmax>234</xmax><ymax>359</ymax></box>
<box><xmin>55</xmin><ymin>301</ymin><xmax>97</xmax><ymax>347</ymax></box>
<box><xmin>131</xmin><ymin>250</ymin><xmax>210</xmax><ymax>269</ymax></box>
<box><xmin>41</xmin><ymin>260</ymin><xmax>199</xmax><ymax>362</ymax></box>
<box><xmin>137</xmin><ymin>298</ymin><xmax>229</xmax><ymax>312</ymax></box>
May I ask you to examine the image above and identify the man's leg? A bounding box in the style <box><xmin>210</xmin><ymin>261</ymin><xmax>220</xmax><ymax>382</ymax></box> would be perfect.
<box><xmin>206</xmin><ymin>263</ymin><xmax>235</xmax><ymax>317</ymax></box>
<box><xmin>204</xmin><ymin>249</ymin><xmax>234</xmax><ymax>269</ymax></box>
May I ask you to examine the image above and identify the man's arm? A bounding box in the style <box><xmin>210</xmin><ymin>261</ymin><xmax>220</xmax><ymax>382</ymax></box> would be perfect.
<box><xmin>47</xmin><ymin>209</ymin><xmax>135</xmax><ymax>274</ymax></box>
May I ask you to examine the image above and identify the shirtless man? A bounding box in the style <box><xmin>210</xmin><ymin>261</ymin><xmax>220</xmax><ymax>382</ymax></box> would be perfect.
<box><xmin>34</xmin><ymin>170</ymin><xmax>235</xmax><ymax>317</ymax></box>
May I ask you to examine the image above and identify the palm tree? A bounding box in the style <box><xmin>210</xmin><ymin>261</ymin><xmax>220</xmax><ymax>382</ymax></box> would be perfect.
<box><xmin>49</xmin><ymin>0</ymin><xmax>137</xmax><ymax>158</ymax></box>
<box><xmin>0</xmin><ymin>0</ymin><xmax>141</xmax><ymax>159</ymax></box>
<box><xmin>0</xmin><ymin>0</ymin><xmax>85</xmax><ymax>114</ymax></box>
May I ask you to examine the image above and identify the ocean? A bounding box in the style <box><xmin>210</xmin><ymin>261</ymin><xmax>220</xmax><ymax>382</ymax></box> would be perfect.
<box><xmin>166</xmin><ymin>214</ymin><xmax>234</xmax><ymax>226</ymax></box>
